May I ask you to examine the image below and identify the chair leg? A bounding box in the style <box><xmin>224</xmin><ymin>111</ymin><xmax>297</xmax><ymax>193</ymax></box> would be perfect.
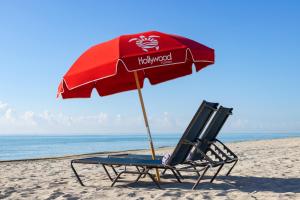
<box><xmin>210</xmin><ymin>164</ymin><xmax>224</xmax><ymax>183</ymax></box>
<box><xmin>102</xmin><ymin>164</ymin><xmax>113</xmax><ymax>181</ymax></box>
<box><xmin>142</xmin><ymin>167</ymin><xmax>147</xmax><ymax>178</ymax></box>
<box><xmin>70</xmin><ymin>161</ymin><xmax>84</xmax><ymax>186</ymax></box>
<box><xmin>136</xmin><ymin>166</ymin><xmax>141</xmax><ymax>173</ymax></box>
<box><xmin>147</xmin><ymin>171</ymin><xmax>162</xmax><ymax>189</ymax></box>
<box><xmin>111</xmin><ymin>165</ymin><xmax>118</xmax><ymax>176</ymax></box>
<box><xmin>176</xmin><ymin>170</ymin><xmax>184</xmax><ymax>179</ymax></box>
<box><xmin>226</xmin><ymin>160</ymin><xmax>238</xmax><ymax>176</ymax></box>
<box><xmin>170</xmin><ymin>169</ymin><xmax>182</xmax><ymax>183</ymax></box>
<box><xmin>111</xmin><ymin>171</ymin><xmax>125</xmax><ymax>187</ymax></box>
<box><xmin>192</xmin><ymin>165</ymin><xmax>210</xmax><ymax>190</ymax></box>
<box><xmin>135</xmin><ymin>168</ymin><xmax>146</xmax><ymax>183</ymax></box>
<box><xmin>192</xmin><ymin>165</ymin><xmax>201</xmax><ymax>176</ymax></box>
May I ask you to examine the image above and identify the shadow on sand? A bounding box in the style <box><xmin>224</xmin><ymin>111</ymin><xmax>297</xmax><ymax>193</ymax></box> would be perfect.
<box><xmin>124</xmin><ymin>175</ymin><xmax>300</xmax><ymax>193</ymax></box>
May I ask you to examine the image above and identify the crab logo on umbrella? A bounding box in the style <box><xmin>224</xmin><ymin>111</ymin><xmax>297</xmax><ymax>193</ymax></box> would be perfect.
<box><xmin>129</xmin><ymin>35</ymin><xmax>160</xmax><ymax>52</ymax></box>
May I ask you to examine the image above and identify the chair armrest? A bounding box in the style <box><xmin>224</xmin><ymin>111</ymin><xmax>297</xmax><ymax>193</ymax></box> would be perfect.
<box><xmin>215</xmin><ymin>139</ymin><xmax>238</xmax><ymax>158</ymax></box>
<box><xmin>210</xmin><ymin>142</ymin><xmax>232</xmax><ymax>160</ymax></box>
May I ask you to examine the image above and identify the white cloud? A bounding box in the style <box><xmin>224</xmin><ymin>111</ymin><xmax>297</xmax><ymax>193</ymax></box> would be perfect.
<box><xmin>0</xmin><ymin>101</ymin><xmax>187</xmax><ymax>134</ymax></box>
<box><xmin>4</xmin><ymin>108</ymin><xmax>15</xmax><ymax>122</ymax></box>
<box><xmin>223</xmin><ymin>115</ymin><xmax>300</xmax><ymax>133</ymax></box>
<box><xmin>1</xmin><ymin>100</ymin><xmax>299</xmax><ymax>135</ymax></box>
<box><xmin>97</xmin><ymin>113</ymin><xmax>108</xmax><ymax>124</ymax></box>
<box><xmin>0</xmin><ymin>101</ymin><xmax>8</xmax><ymax>110</ymax></box>
<box><xmin>21</xmin><ymin>111</ymin><xmax>37</xmax><ymax>126</ymax></box>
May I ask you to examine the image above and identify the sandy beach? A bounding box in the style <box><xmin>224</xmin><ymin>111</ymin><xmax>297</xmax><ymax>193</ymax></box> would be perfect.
<box><xmin>0</xmin><ymin>138</ymin><xmax>299</xmax><ymax>200</ymax></box>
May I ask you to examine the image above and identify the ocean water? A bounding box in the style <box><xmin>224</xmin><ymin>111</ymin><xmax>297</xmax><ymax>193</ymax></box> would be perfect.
<box><xmin>0</xmin><ymin>133</ymin><xmax>299</xmax><ymax>161</ymax></box>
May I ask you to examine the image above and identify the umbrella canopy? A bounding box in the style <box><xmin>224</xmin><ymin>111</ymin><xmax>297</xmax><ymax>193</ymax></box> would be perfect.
<box><xmin>57</xmin><ymin>31</ymin><xmax>214</xmax><ymax>98</ymax></box>
<box><xmin>57</xmin><ymin>31</ymin><xmax>214</xmax><ymax>181</ymax></box>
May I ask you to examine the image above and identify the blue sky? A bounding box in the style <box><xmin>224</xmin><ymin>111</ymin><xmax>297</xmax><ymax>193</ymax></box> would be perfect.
<box><xmin>0</xmin><ymin>1</ymin><xmax>299</xmax><ymax>134</ymax></box>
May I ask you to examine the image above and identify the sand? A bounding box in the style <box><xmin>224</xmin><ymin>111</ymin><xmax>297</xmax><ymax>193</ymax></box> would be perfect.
<box><xmin>0</xmin><ymin>138</ymin><xmax>300</xmax><ymax>200</ymax></box>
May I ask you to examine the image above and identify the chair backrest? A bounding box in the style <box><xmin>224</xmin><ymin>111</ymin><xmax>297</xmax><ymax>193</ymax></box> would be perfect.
<box><xmin>166</xmin><ymin>100</ymin><xmax>219</xmax><ymax>166</ymax></box>
<box><xmin>187</xmin><ymin>106</ymin><xmax>233</xmax><ymax>161</ymax></box>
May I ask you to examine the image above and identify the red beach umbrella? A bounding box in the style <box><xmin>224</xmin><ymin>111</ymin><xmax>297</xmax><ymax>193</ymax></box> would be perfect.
<box><xmin>57</xmin><ymin>31</ymin><xmax>214</xmax><ymax>180</ymax></box>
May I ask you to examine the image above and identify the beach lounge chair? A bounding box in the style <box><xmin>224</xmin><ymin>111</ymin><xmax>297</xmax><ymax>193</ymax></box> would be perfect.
<box><xmin>70</xmin><ymin>100</ymin><xmax>220</xmax><ymax>189</ymax></box>
<box><xmin>183</xmin><ymin>106</ymin><xmax>238</xmax><ymax>188</ymax></box>
<box><xmin>110</xmin><ymin>106</ymin><xmax>235</xmax><ymax>189</ymax></box>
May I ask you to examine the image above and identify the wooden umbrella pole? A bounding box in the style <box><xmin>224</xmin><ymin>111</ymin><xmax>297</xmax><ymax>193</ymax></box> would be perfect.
<box><xmin>133</xmin><ymin>71</ymin><xmax>160</xmax><ymax>182</ymax></box>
